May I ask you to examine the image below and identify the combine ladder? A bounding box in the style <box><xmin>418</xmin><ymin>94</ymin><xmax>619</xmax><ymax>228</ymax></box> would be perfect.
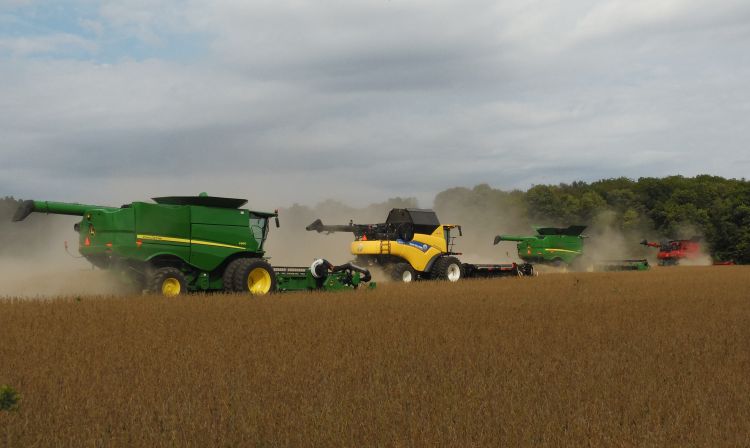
<box><xmin>380</xmin><ymin>240</ymin><xmax>391</xmax><ymax>254</ymax></box>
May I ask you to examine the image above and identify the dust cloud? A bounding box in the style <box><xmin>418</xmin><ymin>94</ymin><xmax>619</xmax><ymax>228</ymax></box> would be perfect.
<box><xmin>0</xmin><ymin>211</ymin><xmax>121</xmax><ymax>298</ymax></box>
<box><xmin>577</xmin><ymin>211</ymin><xmax>653</xmax><ymax>269</ymax></box>
<box><xmin>433</xmin><ymin>186</ymin><xmax>529</xmax><ymax>265</ymax></box>
<box><xmin>0</xmin><ymin>259</ymin><xmax>122</xmax><ymax>298</ymax></box>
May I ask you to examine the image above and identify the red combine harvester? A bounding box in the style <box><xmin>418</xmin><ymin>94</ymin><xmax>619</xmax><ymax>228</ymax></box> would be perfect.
<box><xmin>640</xmin><ymin>237</ymin><xmax>702</xmax><ymax>266</ymax></box>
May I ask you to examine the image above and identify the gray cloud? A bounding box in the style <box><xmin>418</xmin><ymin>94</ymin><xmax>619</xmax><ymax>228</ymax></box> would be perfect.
<box><xmin>1</xmin><ymin>0</ymin><xmax>750</xmax><ymax>208</ymax></box>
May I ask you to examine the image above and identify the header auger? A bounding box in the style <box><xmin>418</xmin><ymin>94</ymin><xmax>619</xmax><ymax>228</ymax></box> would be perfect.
<box><xmin>12</xmin><ymin>194</ymin><xmax>374</xmax><ymax>296</ymax></box>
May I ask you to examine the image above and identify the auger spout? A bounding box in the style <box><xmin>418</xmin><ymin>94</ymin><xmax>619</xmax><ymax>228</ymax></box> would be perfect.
<box><xmin>494</xmin><ymin>234</ymin><xmax>535</xmax><ymax>245</ymax></box>
<box><xmin>12</xmin><ymin>200</ymin><xmax>117</xmax><ymax>222</ymax></box>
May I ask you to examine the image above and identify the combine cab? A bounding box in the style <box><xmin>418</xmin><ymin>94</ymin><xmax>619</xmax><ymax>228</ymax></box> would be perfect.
<box><xmin>640</xmin><ymin>237</ymin><xmax>702</xmax><ymax>266</ymax></box>
<box><xmin>494</xmin><ymin>225</ymin><xmax>586</xmax><ymax>267</ymax></box>
<box><xmin>12</xmin><ymin>194</ymin><xmax>374</xmax><ymax>295</ymax></box>
<box><xmin>307</xmin><ymin>208</ymin><xmax>534</xmax><ymax>282</ymax></box>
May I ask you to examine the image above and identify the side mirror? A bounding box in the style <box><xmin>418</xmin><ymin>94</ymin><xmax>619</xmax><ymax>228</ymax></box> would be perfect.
<box><xmin>458</xmin><ymin>226</ymin><xmax>462</xmax><ymax>236</ymax></box>
<box><xmin>275</xmin><ymin>216</ymin><xmax>280</xmax><ymax>228</ymax></box>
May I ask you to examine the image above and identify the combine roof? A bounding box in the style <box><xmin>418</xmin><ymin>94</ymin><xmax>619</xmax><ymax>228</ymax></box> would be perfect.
<box><xmin>152</xmin><ymin>196</ymin><xmax>248</xmax><ymax>209</ymax></box>
<box><xmin>535</xmin><ymin>225</ymin><xmax>587</xmax><ymax>236</ymax></box>
<box><xmin>386</xmin><ymin>208</ymin><xmax>441</xmax><ymax>235</ymax></box>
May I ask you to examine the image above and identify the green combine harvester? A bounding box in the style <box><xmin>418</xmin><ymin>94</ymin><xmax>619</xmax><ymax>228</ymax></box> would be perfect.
<box><xmin>494</xmin><ymin>226</ymin><xmax>651</xmax><ymax>272</ymax></box>
<box><xmin>494</xmin><ymin>225</ymin><xmax>586</xmax><ymax>267</ymax></box>
<box><xmin>12</xmin><ymin>194</ymin><xmax>374</xmax><ymax>296</ymax></box>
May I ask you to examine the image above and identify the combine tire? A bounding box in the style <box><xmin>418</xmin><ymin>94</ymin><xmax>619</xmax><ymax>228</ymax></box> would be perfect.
<box><xmin>433</xmin><ymin>256</ymin><xmax>463</xmax><ymax>282</ymax></box>
<box><xmin>391</xmin><ymin>263</ymin><xmax>416</xmax><ymax>283</ymax></box>
<box><xmin>149</xmin><ymin>267</ymin><xmax>187</xmax><ymax>297</ymax></box>
<box><xmin>233</xmin><ymin>259</ymin><xmax>277</xmax><ymax>295</ymax></box>
<box><xmin>520</xmin><ymin>264</ymin><xmax>535</xmax><ymax>277</ymax></box>
<box><xmin>222</xmin><ymin>258</ymin><xmax>247</xmax><ymax>292</ymax></box>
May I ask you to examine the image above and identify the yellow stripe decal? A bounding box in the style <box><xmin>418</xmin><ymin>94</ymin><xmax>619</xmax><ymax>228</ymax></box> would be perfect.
<box><xmin>137</xmin><ymin>234</ymin><xmax>190</xmax><ymax>244</ymax></box>
<box><xmin>190</xmin><ymin>239</ymin><xmax>245</xmax><ymax>250</ymax></box>
<box><xmin>137</xmin><ymin>234</ymin><xmax>244</xmax><ymax>250</ymax></box>
<box><xmin>545</xmin><ymin>248</ymin><xmax>581</xmax><ymax>254</ymax></box>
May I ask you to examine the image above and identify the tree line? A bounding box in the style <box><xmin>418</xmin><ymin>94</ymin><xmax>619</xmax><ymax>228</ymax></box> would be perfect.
<box><xmin>434</xmin><ymin>175</ymin><xmax>750</xmax><ymax>263</ymax></box>
<box><xmin>2</xmin><ymin>175</ymin><xmax>749</xmax><ymax>263</ymax></box>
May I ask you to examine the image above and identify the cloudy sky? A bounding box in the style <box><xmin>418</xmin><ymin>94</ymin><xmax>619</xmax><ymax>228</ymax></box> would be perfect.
<box><xmin>1</xmin><ymin>0</ymin><xmax>749</xmax><ymax>208</ymax></box>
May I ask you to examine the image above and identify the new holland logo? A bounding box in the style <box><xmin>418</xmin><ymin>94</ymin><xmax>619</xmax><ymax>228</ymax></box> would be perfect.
<box><xmin>397</xmin><ymin>240</ymin><xmax>430</xmax><ymax>252</ymax></box>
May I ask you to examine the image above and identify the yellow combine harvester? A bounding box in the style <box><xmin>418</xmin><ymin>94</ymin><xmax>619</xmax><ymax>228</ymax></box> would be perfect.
<box><xmin>307</xmin><ymin>208</ymin><xmax>534</xmax><ymax>282</ymax></box>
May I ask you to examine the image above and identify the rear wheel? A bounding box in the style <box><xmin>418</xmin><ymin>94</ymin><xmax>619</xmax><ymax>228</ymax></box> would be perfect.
<box><xmin>233</xmin><ymin>259</ymin><xmax>277</xmax><ymax>295</ymax></box>
<box><xmin>222</xmin><ymin>258</ymin><xmax>246</xmax><ymax>292</ymax></box>
<box><xmin>149</xmin><ymin>267</ymin><xmax>187</xmax><ymax>297</ymax></box>
<box><xmin>390</xmin><ymin>262</ymin><xmax>416</xmax><ymax>283</ymax></box>
<box><xmin>433</xmin><ymin>256</ymin><xmax>463</xmax><ymax>282</ymax></box>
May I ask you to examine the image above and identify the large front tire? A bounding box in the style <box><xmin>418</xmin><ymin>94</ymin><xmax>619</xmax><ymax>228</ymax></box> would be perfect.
<box><xmin>149</xmin><ymin>267</ymin><xmax>187</xmax><ymax>297</ymax></box>
<box><xmin>433</xmin><ymin>256</ymin><xmax>463</xmax><ymax>282</ymax></box>
<box><xmin>233</xmin><ymin>259</ymin><xmax>277</xmax><ymax>295</ymax></box>
<box><xmin>390</xmin><ymin>262</ymin><xmax>416</xmax><ymax>283</ymax></box>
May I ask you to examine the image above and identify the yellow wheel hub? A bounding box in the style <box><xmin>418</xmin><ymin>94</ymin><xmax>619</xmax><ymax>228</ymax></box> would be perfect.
<box><xmin>161</xmin><ymin>277</ymin><xmax>181</xmax><ymax>297</ymax></box>
<box><xmin>247</xmin><ymin>267</ymin><xmax>272</xmax><ymax>295</ymax></box>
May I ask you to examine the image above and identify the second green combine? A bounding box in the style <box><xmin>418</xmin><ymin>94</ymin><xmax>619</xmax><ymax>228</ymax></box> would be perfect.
<box><xmin>494</xmin><ymin>225</ymin><xmax>586</xmax><ymax>268</ymax></box>
<box><xmin>494</xmin><ymin>225</ymin><xmax>649</xmax><ymax>271</ymax></box>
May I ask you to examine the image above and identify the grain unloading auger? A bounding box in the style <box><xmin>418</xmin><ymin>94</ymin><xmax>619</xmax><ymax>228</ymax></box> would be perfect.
<box><xmin>12</xmin><ymin>195</ymin><xmax>374</xmax><ymax>296</ymax></box>
<box><xmin>307</xmin><ymin>208</ymin><xmax>535</xmax><ymax>283</ymax></box>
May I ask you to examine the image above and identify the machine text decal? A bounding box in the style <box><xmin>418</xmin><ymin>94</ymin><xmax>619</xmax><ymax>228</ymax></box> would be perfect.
<box><xmin>396</xmin><ymin>239</ymin><xmax>430</xmax><ymax>252</ymax></box>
